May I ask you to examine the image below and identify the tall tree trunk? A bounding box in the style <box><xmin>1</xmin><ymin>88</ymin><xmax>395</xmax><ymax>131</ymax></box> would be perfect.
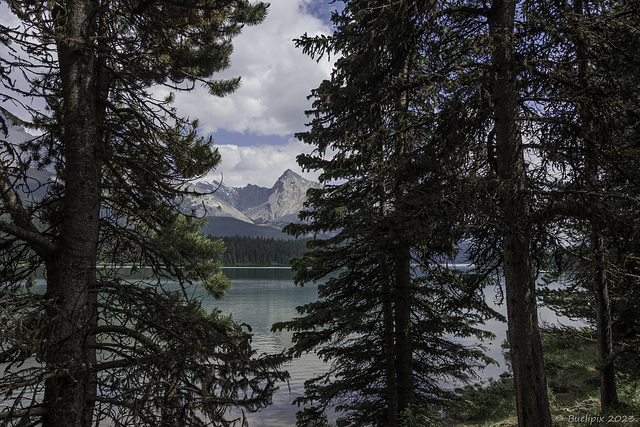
<box><xmin>83</xmin><ymin>18</ymin><xmax>114</xmax><ymax>426</ymax></box>
<box><xmin>592</xmin><ymin>231</ymin><xmax>619</xmax><ymax>410</ymax></box>
<box><xmin>381</xmin><ymin>254</ymin><xmax>398</xmax><ymax>427</ymax></box>
<box><xmin>379</xmin><ymin>184</ymin><xmax>398</xmax><ymax>426</ymax></box>
<box><xmin>391</xmin><ymin>20</ymin><xmax>414</xmax><ymax>416</ymax></box>
<box><xmin>489</xmin><ymin>1</ymin><xmax>552</xmax><ymax>425</ymax></box>
<box><xmin>394</xmin><ymin>244</ymin><xmax>414</xmax><ymax>414</ymax></box>
<box><xmin>572</xmin><ymin>0</ymin><xmax>619</xmax><ymax>410</ymax></box>
<box><xmin>43</xmin><ymin>1</ymin><xmax>101</xmax><ymax>426</ymax></box>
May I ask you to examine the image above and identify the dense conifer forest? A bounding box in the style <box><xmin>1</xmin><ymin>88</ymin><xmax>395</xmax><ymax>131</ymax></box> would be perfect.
<box><xmin>212</xmin><ymin>235</ymin><xmax>309</xmax><ymax>266</ymax></box>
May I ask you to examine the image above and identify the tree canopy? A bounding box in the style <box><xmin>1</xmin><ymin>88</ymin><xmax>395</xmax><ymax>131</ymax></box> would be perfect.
<box><xmin>1</xmin><ymin>0</ymin><xmax>639</xmax><ymax>426</ymax></box>
<box><xmin>277</xmin><ymin>0</ymin><xmax>640</xmax><ymax>425</ymax></box>
<box><xmin>274</xmin><ymin>1</ymin><xmax>501</xmax><ymax>425</ymax></box>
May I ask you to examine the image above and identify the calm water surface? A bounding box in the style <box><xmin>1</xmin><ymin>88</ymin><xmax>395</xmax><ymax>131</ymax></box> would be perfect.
<box><xmin>9</xmin><ymin>268</ymin><xmax>579</xmax><ymax>426</ymax></box>
<box><xmin>211</xmin><ymin>268</ymin><xmax>331</xmax><ymax>427</ymax></box>
<box><xmin>211</xmin><ymin>268</ymin><xmax>582</xmax><ymax>426</ymax></box>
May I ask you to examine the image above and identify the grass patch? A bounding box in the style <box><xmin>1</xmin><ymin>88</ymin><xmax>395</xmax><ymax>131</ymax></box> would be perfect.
<box><xmin>446</xmin><ymin>377</ymin><xmax>516</xmax><ymax>424</ymax></box>
<box><xmin>542</xmin><ymin>327</ymin><xmax>600</xmax><ymax>406</ymax></box>
<box><xmin>444</xmin><ymin>328</ymin><xmax>640</xmax><ymax>426</ymax></box>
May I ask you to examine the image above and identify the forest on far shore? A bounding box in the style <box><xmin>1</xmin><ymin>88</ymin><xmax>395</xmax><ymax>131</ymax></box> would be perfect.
<box><xmin>211</xmin><ymin>235</ymin><xmax>309</xmax><ymax>266</ymax></box>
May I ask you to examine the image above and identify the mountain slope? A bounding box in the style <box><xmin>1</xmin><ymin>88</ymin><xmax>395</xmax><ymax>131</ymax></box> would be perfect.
<box><xmin>4</xmin><ymin>119</ymin><xmax>318</xmax><ymax>238</ymax></box>
<box><xmin>189</xmin><ymin>169</ymin><xmax>320</xmax><ymax>235</ymax></box>
<box><xmin>242</xmin><ymin>169</ymin><xmax>320</xmax><ymax>225</ymax></box>
<box><xmin>185</xmin><ymin>184</ymin><xmax>254</xmax><ymax>224</ymax></box>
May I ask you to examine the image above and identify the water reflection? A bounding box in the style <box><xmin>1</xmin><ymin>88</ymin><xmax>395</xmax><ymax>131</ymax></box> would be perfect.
<box><xmin>222</xmin><ymin>267</ymin><xmax>297</xmax><ymax>282</ymax></box>
<box><xmin>12</xmin><ymin>268</ymin><xmax>581</xmax><ymax>426</ymax></box>
<box><xmin>209</xmin><ymin>267</ymin><xmax>330</xmax><ymax>426</ymax></box>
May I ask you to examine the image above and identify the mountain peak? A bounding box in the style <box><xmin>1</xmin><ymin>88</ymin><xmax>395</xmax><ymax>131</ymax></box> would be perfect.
<box><xmin>279</xmin><ymin>169</ymin><xmax>299</xmax><ymax>179</ymax></box>
<box><xmin>188</xmin><ymin>169</ymin><xmax>320</xmax><ymax>227</ymax></box>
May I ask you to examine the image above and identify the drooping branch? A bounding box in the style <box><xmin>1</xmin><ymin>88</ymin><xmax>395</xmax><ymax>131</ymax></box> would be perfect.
<box><xmin>0</xmin><ymin>159</ymin><xmax>54</xmax><ymax>257</ymax></box>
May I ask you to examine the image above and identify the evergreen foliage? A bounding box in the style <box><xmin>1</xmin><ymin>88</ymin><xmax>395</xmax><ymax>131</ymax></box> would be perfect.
<box><xmin>0</xmin><ymin>2</ymin><xmax>289</xmax><ymax>426</ymax></box>
<box><xmin>273</xmin><ymin>1</ymin><xmax>501</xmax><ymax>425</ymax></box>
<box><xmin>422</xmin><ymin>0</ymin><xmax>640</xmax><ymax>422</ymax></box>
<box><xmin>213</xmin><ymin>235</ymin><xmax>309</xmax><ymax>266</ymax></box>
<box><xmin>276</xmin><ymin>0</ymin><xmax>640</xmax><ymax>425</ymax></box>
<box><xmin>521</xmin><ymin>0</ymin><xmax>640</xmax><ymax>411</ymax></box>
<box><xmin>1</xmin><ymin>0</ymin><xmax>639</xmax><ymax>426</ymax></box>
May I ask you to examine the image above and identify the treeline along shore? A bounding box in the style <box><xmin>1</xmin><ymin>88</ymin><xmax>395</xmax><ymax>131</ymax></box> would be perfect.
<box><xmin>210</xmin><ymin>235</ymin><xmax>309</xmax><ymax>266</ymax></box>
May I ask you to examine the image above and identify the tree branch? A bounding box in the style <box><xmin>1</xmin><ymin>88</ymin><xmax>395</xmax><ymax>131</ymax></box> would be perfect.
<box><xmin>0</xmin><ymin>161</ymin><xmax>54</xmax><ymax>257</ymax></box>
<box><xmin>0</xmin><ymin>406</ymin><xmax>45</xmax><ymax>421</ymax></box>
<box><xmin>0</xmin><ymin>218</ymin><xmax>54</xmax><ymax>256</ymax></box>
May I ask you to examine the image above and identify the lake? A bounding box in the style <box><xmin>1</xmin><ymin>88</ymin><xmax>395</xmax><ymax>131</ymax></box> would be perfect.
<box><xmin>4</xmin><ymin>268</ymin><xmax>323</xmax><ymax>426</ymax></box>
<box><xmin>6</xmin><ymin>267</ymin><xmax>580</xmax><ymax>426</ymax></box>
<box><xmin>210</xmin><ymin>267</ymin><xmax>330</xmax><ymax>426</ymax></box>
<box><xmin>211</xmin><ymin>267</ymin><xmax>583</xmax><ymax>426</ymax></box>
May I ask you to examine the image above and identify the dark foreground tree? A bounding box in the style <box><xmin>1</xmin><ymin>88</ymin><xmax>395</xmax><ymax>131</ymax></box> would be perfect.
<box><xmin>276</xmin><ymin>1</ymin><xmax>640</xmax><ymax>425</ymax></box>
<box><xmin>274</xmin><ymin>1</ymin><xmax>500</xmax><ymax>425</ymax></box>
<box><xmin>0</xmin><ymin>1</ymin><xmax>288</xmax><ymax>426</ymax></box>
<box><xmin>487</xmin><ymin>1</ymin><xmax>552</xmax><ymax>424</ymax></box>
<box><xmin>532</xmin><ymin>0</ymin><xmax>640</xmax><ymax>411</ymax></box>
<box><xmin>394</xmin><ymin>1</ymin><xmax>555</xmax><ymax>423</ymax></box>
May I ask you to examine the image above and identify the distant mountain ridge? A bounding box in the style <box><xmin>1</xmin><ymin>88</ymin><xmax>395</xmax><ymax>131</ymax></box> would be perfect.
<box><xmin>1</xmin><ymin>120</ymin><xmax>319</xmax><ymax>239</ymax></box>
<box><xmin>186</xmin><ymin>169</ymin><xmax>321</xmax><ymax>238</ymax></box>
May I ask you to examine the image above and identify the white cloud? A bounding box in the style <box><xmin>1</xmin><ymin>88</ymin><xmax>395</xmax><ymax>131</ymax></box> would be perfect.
<box><xmin>2</xmin><ymin>1</ymin><xmax>335</xmax><ymax>188</ymax></box>
<box><xmin>172</xmin><ymin>0</ymin><xmax>334</xmax><ymax>137</ymax></box>
<box><xmin>203</xmin><ymin>138</ymin><xmax>321</xmax><ymax>188</ymax></box>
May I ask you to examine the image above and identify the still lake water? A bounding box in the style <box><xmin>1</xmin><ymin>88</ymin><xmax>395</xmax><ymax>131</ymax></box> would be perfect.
<box><xmin>210</xmin><ymin>267</ymin><xmax>329</xmax><ymax>426</ymax></box>
<box><xmin>11</xmin><ymin>268</ymin><xmax>579</xmax><ymax>426</ymax></box>
<box><xmin>15</xmin><ymin>268</ymin><xmax>323</xmax><ymax>426</ymax></box>
<box><xmin>211</xmin><ymin>267</ymin><xmax>583</xmax><ymax>426</ymax></box>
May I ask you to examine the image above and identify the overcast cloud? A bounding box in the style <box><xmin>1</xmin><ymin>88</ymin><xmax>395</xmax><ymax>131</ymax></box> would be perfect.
<box><xmin>171</xmin><ymin>0</ymin><xmax>336</xmax><ymax>188</ymax></box>
<box><xmin>172</xmin><ymin>1</ymin><xmax>333</xmax><ymax>136</ymax></box>
<box><xmin>2</xmin><ymin>1</ymin><xmax>336</xmax><ymax>188</ymax></box>
<box><xmin>198</xmin><ymin>138</ymin><xmax>318</xmax><ymax>188</ymax></box>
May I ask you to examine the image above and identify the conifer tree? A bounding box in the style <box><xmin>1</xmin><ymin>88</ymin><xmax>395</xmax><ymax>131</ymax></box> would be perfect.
<box><xmin>432</xmin><ymin>1</ymin><xmax>638</xmax><ymax>421</ymax></box>
<box><xmin>275</xmin><ymin>1</ymin><xmax>499</xmax><ymax>425</ymax></box>
<box><xmin>469</xmin><ymin>0</ymin><xmax>640</xmax><ymax>417</ymax></box>
<box><xmin>486</xmin><ymin>1</ymin><xmax>553</xmax><ymax>424</ymax></box>
<box><xmin>0</xmin><ymin>1</ymin><xmax>289</xmax><ymax>426</ymax></box>
<box><xmin>528</xmin><ymin>0</ymin><xmax>640</xmax><ymax>411</ymax></box>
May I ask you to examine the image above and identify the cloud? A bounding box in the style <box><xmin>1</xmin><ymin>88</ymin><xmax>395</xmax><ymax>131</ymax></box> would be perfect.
<box><xmin>172</xmin><ymin>0</ymin><xmax>334</xmax><ymax>137</ymax></box>
<box><xmin>2</xmin><ymin>1</ymin><xmax>334</xmax><ymax>188</ymax></box>
<box><xmin>202</xmin><ymin>138</ymin><xmax>320</xmax><ymax>188</ymax></box>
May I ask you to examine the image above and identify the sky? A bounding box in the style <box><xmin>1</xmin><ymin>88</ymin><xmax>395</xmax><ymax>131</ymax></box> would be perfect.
<box><xmin>169</xmin><ymin>1</ymin><xmax>339</xmax><ymax>188</ymax></box>
<box><xmin>0</xmin><ymin>0</ymin><xmax>340</xmax><ymax>189</ymax></box>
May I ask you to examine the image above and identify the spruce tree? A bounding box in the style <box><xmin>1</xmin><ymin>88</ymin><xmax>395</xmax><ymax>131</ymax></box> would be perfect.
<box><xmin>275</xmin><ymin>1</ymin><xmax>499</xmax><ymax>425</ymax></box>
<box><xmin>397</xmin><ymin>1</ymin><xmax>556</xmax><ymax>423</ymax></box>
<box><xmin>528</xmin><ymin>0</ymin><xmax>640</xmax><ymax>411</ymax></box>
<box><xmin>487</xmin><ymin>1</ymin><xmax>552</xmax><ymax>424</ymax></box>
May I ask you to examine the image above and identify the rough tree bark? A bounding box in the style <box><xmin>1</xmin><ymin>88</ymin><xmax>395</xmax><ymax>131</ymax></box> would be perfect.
<box><xmin>592</xmin><ymin>231</ymin><xmax>619</xmax><ymax>410</ymax></box>
<box><xmin>394</xmin><ymin>243</ymin><xmax>414</xmax><ymax>414</ymax></box>
<box><xmin>573</xmin><ymin>0</ymin><xmax>619</xmax><ymax>410</ymax></box>
<box><xmin>379</xmin><ymin>173</ymin><xmax>399</xmax><ymax>426</ymax></box>
<box><xmin>488</xmin><ymin>0</ymin><xmax>552</xmax><ymax>425</ymax></box>
<box><xmin>381</xmin><ymin>254</ymin><xmax>398</xmax><ymax>427</ymax></box>
<box><xmin>42</xmin><ymin>1</ymin><xmax>102</xmax><ymax>426</ymax></box>
<box><xmin>392</xmin><ymin>37</ymin><xmax>415</xmax><ymax>417</ymax></box>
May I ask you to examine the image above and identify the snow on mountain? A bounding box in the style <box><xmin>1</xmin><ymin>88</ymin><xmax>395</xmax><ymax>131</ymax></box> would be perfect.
<box><xmin>187</xmin><ymin>169</ymin><xmax>321</xmax><ymax>234</ymax></box>
<box><xmin>242</xmin><ymin>169</ymin><xmax>320</xmax><ymax>225</ymax></box>
<box><xmin>184</xmin><ymin>184</ymin><xmax>255</xmax><ymax>224</ymax></box>
<box><xmin>3</xmin><ymin>118</ymin><xmax>319</xmax><ymax>237</ymax></box>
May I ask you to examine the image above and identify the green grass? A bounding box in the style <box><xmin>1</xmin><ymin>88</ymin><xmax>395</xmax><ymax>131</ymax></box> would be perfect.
<box><xmin>444</xmin><ymin>328</ymin><xmax>640</xmax><ymax>426</ymax></box>
<box><xmin>542</xmin><ymin>327</ymin><xmax>600</xmax><ymax>406</ymax></box>
<box><xmin>446</xmin><ymin>377</ymin><xmax>516</xmax><ymax>424</ymax></box>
